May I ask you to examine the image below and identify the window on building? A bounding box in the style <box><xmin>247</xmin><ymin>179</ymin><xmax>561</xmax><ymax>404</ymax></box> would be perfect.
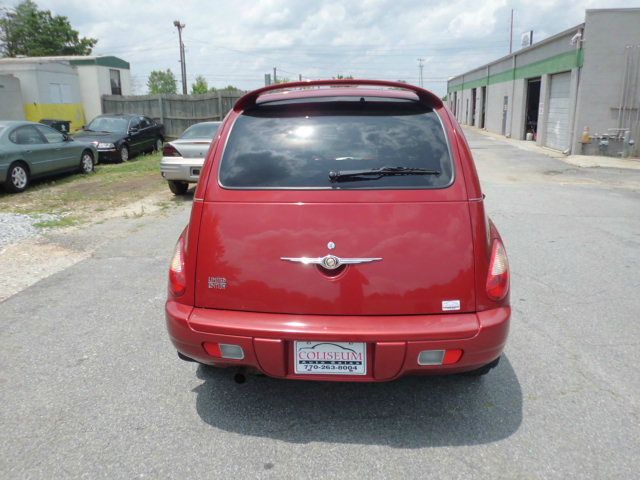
<box><xmin>110</xmin><ymin>69</ymin><xmax>122</xmax><ymax>95</ymax></box>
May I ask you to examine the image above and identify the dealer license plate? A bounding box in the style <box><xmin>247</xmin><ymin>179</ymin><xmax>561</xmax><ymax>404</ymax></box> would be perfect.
<box><xmin>294</xmin><ymin>341</ymin><xmax>367</xmax><ymax>375</ymax></box>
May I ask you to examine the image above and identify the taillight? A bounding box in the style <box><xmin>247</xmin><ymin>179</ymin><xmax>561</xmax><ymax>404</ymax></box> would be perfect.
<box><xmin>486</xmin><ymin>239</ymin><xmax>509</xmax><ymax>301</ymax></box>
<box><xmin>162</xmin><ymin>144</ymin><xmax>181</xmax><ymax>157</ymax></box>
<box><xmin>169</xmin><ymin>235</ymin><xmax>186</xmax><ymax>296</ymax></box>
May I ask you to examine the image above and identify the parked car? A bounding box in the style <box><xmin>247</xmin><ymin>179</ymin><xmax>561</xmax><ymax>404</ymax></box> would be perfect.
<box><xmin>165</xmin><ymin>80</ymin><xmax>510</xmax><ymax>382</ymax></box>
<box><xmin>160</xmin><ymin>121</ymin><xmax>221</xmax><ymax>195</ymax></box>
<box><xmin>0</xmin><ymin>120</ymin><xmax>97</xmax><ymax>193</ymax></box>
<box><xmin>74</xmin><ymin>114</ymin><xmax>164</xmax><ymax>163</ymax></box>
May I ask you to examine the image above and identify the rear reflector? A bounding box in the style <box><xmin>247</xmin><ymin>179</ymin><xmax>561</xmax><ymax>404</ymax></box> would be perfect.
<box><xmin>203</xmin><ymin>342</ymin><xmax>244</xmax><ymax>360</ymax></box>
<box><xmin>418</xmin><ymin>349</ymin><xmax>463</xmax><ymax>366</ymax></box>
<box><xmin>443</xmin><ymin>349</ymin><xmax>463</xmax><ymax>364</ymax></box>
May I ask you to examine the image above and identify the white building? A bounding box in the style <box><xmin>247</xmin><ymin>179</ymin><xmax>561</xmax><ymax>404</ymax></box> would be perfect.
<box><xmin>0</xmin><ymin>55</ymin><xmax>131</xmax><ymax>131</ymax></box>
<box><xmin>0</xmin><ymin>74</ymin><xmax>24</xmax><ymax>120</ymax></box>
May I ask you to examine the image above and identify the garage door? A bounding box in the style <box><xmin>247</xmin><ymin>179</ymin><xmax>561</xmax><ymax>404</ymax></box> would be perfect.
<box><xmin>544</xmin><ymin>72</ymin><xmax>571</xmax><ymax>151</ymax></box>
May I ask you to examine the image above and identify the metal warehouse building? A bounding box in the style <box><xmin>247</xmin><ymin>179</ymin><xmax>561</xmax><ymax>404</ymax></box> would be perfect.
<box><xmin>447</xmin><ymin>8</ymin><xmax>640</xmax><ymax>157</ymax></box>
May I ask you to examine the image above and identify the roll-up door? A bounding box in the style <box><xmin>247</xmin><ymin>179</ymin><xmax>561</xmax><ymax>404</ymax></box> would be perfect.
<box><xmin>544</xmin><ymin>72</ymin><xmax>571</xmax><ymax>151</ymax></box>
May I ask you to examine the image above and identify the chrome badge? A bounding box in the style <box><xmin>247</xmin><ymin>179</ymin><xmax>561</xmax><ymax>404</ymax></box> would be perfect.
<box><xmin>281</xmin><ymin>255</ymin><xmax>382</xmax><ymax>270</ymax></box>
<box><xmin>208</xmin><ymin>277</ymin><xmax>228</xmax><ymax>289</ymax></box>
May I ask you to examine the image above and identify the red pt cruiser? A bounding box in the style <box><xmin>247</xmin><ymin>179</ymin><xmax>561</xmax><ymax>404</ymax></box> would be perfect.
<box><xmin>166</xmin><ymin>79</ymin><xmax>510</xmax><ymax>382</ymax></box>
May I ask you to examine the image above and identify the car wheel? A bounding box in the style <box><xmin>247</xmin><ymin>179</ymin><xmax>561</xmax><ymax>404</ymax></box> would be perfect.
<box><xmin>154</xmin><ymin>138</ymin><xmax>163</xmax><ymax>152</ymax></box>
<box><xmin>79</xmin><ymin>150</ymin><xmax>94</xmax><ymax>174</ymax></box>
<box><xmin>118</xmin><ymin>145</ymin><xmax>129</xmax><ymax>163</ymax></box>
<box><xmin>5</xmin><ymin>162</ymin><xmax>30</xmax><ymax>193</ymax></box>
<box><xmin>464</xmin><ymin>356</ymin><xmax>500</xmax><ymax>377</ymax></box>
<box><xmin>168</xmin><ymin>180</ymin><xmax>189</xmax><ymax>195</ymax></box>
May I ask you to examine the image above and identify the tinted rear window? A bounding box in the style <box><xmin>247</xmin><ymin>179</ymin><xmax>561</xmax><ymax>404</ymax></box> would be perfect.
<box><xmin>219</xmin><ymin>100</ymin><xmax>452</xmax><ymax>189</ymax></box>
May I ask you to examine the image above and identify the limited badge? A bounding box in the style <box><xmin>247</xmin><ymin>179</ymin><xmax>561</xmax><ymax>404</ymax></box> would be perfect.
<box><xmin>208</xmin><ymin>277</ymin><xmax>227</xmax><ymax>289</ymax></box>
<box><xmin>442</xmin><ymin>300</ymin><xmax>461</xmax><ymax>311</ymax></box>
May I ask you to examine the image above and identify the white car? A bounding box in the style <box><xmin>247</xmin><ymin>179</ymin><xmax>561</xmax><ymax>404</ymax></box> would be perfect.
<box><xmin>160</xmin><ymin>121</ymin><xmax>221</xmax><ymax>195</ymax></box>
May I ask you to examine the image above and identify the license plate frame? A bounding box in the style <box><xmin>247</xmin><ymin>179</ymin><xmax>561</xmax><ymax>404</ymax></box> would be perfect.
<box><xmin>294</xmin><ymin>341</ymin><xmax>367</xmax><ymax>375</ymax></box>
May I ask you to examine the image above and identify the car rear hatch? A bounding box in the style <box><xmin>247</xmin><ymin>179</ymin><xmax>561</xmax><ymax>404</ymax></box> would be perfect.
<box><xmin>194</xmin><ymin>95</ymin><xmax>475</xmax><ymax>316</ymax></box>
<box><xmin>171</xmin><ymin>139</ymin><xmax>211</xmax><ymax>160</ymax></box>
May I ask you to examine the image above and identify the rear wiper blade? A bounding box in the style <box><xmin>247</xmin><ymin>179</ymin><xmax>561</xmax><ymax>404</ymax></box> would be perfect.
<box><xmin>329</xmin><ymin>166</ymin><xmax>440</xmax><ymax>182</ymax></box>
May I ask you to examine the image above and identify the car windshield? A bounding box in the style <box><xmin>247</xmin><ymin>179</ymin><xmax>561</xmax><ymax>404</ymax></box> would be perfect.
<box><xmin>181</xmin><ymin>123</ymin><xmax>220</xmax><ymax>139</ymax></box>
<box><xmin>219</xmin><ymin>99</ymin><xmax>453</xmax><ymax>189</ymax></box>
<box><xmin>85</xmin><ymin>117</ymin><xmax>128</xmax><ymax>133</ymax></box>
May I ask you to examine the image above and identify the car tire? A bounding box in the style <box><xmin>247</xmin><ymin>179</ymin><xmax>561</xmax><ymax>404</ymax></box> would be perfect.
<box><xmin>464</xmin><ymin>356</ymin><xmax>500</xmax><ymax>377</ymax></box>
<box><xmin>79</xmin><ymin>150</ymin><xmax>95</xmax><ymax>174</ymax></box>
<box><xmin>154</xmin><ymin>138</ymin><xmax>163</xmax><ymax>152</ymax></box>
<box><xmin>118</xmin><ymin>145</ymin><xmax>129</xmax><ymax>163</ymax></box>
<box><xmin>5</xmin><ymin>161</ymin><xmax>30</xmax><ymax>193</ymax></box>
<box><xmin>168</xmin><ymin>180</ymin><xmax>189</xmax><ymax>195</ymax></box>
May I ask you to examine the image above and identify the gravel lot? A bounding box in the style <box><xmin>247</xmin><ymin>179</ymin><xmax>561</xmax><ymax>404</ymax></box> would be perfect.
<box><xmin>0</xmin><ymin>212</ymin><xmax>60</xmax><ymax>250</ymax></box>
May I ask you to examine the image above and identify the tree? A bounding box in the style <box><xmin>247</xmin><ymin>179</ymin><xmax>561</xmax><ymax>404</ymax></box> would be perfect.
<box><xmin>221</xmin><ymin>85</ymin><xmax>243</xmax><ymax>92</ymax></box>
<box><xmin>274</xmin><ymin>77</ymin><xmax>290</xmax><ymax>84</ymax></box>
<box><xmin>209</xmin><ymin>85</ymin><xmax>243</xmax><ymax>94</ymax></box>
<box><xmin>0</xmin><ymin>1</ymin><xmax>97</xmax><ymax>57</ymax></box>
<box><xmin>191</xmin><ymin>75</ymin><xmax>208</xmax><ymax>94</ymax></box>
<box><xmin>333</xmin><ymin>74</ymin><xmax>354</xmax><ymax>80</ymax></box>
<box><xmin>147</xmin><ymin>69</ymin><xmax>177</xmax><ymax>94</ymax></box>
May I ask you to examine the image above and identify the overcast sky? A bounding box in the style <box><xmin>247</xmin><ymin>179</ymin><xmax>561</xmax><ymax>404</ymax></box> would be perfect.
<box><xmin>6</xmin><ymin>0</ymin><xmax>640</xmax><ymax>95</ymax></box>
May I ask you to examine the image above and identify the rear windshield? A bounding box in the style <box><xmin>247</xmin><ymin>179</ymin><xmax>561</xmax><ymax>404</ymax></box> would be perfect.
<box><xmin>219</xmin><ymin>100</ymin><xmax>453</xmax><ymax>189</ymax></box>
<box><xmin>181</xmin><ymin>123</ymin><xmax>220</xmax><ymax>139</ymax></box>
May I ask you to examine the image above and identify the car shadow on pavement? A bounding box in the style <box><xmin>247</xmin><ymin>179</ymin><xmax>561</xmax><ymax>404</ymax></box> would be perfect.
<box><xmin>193</xmin><ymin>356</ymin><xmax>522</xmax><ymax>447</ymax></box>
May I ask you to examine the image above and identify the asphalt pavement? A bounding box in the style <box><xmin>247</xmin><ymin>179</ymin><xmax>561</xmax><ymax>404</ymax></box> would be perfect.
<box><xmin>1</xmin><ymin>129</ymin><xmax>639</xmax><ymax>479</ymax></box>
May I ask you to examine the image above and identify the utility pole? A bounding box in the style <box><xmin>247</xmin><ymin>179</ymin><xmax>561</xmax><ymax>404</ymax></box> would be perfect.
<box><xmin>273</xmin><ymin>67</ymin><xmax>277</xmax><ymax>84</ymax></box>
<box><xmin>299</xmin><ymin>73</ymin><xmax>302</xmax><ymax>81</ymax></box>
<box><xmin>417</xmin><ymin>58</ymin><xmax>425</xmax><ymax>87</ymax></box>
<box><xmin>173</xmin><ymin>20</ymin><xmax>187</xmax><ymax>94</ymax></box>
<box><xmin>509</xmin><ymin>9</ymin><xmax>514</xmax><ymax>54</ymax></box>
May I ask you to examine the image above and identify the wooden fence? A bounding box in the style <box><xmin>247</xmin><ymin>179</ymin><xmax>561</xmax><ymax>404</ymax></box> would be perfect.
<box><xmin>101</xmin><ymin>92</ymin><xmax>243</xmax><ymax>138</ymax></box>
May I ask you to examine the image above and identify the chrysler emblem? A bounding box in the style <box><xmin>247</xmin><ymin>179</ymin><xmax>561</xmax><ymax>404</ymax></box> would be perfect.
<box><xmin>321</xmin><ymin>255</ymin><xmax>340</xmax><ymax>269</ymax></box>
<box><xmin>281</xmin><ymin>254</ymin><xmax>382</xmax><ymax>269</ymax></box>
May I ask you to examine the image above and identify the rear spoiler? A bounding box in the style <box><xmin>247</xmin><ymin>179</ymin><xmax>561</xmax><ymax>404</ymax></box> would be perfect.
<box><xmin>233</xmin><ymin>79</ymin><xmax>444</xmax><ymax>112</ymax></box>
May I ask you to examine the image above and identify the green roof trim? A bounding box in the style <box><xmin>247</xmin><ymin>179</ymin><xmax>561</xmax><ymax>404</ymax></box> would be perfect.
<box><xmin>448</xmin><ymin>49</ymin><xmax>583</xmax><ymax>93</ymax></box>
<box><xmin>69</xmin><ymin>56</ymin><xmax>130</xmax><ymax>69</ymax></box>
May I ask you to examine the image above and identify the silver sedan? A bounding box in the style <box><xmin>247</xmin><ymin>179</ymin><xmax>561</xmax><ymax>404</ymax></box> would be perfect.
<box><xmin>160</xmin><ymin>122</ymin><xmax>221</xmax><ymax>195</ymax></box>
<box><xmin>0</xmin><ymin>121</ymin><xmax>97</xmax><ymax>193</ymax></box>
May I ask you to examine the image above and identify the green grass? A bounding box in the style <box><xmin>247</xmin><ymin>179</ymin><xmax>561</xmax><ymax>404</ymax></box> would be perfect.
<box><xmin>33</xmin><ymin>217</ymin><xmax>78</xmax><ymax>229</ymax></box>
<box><xmin>0</xmin><ymin>151</ymin><xmax>168</xmax><ymax>228</ymax></box>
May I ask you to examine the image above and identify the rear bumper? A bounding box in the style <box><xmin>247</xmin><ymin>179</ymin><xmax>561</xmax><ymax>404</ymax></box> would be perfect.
<box><xmin>160</xmin><ymin>157</ymin><xmax>204</xmax><ymax>182</ymax></box>
<box><xmin>166</xmin><ymin>302</ymin><xmax>510</xmax><ymax>382</ymax></box>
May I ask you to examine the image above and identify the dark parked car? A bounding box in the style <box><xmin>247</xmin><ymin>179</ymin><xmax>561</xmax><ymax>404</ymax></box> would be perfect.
<box><xmin>0</xmin><ymin>120</ymin><xmax>97</xmax><ymax>193</ymax></box>
<box><xmin>165</xmin><ymin>80</ymin><xmax>511</xmax><ymax>382</ymax></box>
<box><xmin>74</xmin><ymin>114</ymin><xmax>164</xmax><ymax>163</ymax></box>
